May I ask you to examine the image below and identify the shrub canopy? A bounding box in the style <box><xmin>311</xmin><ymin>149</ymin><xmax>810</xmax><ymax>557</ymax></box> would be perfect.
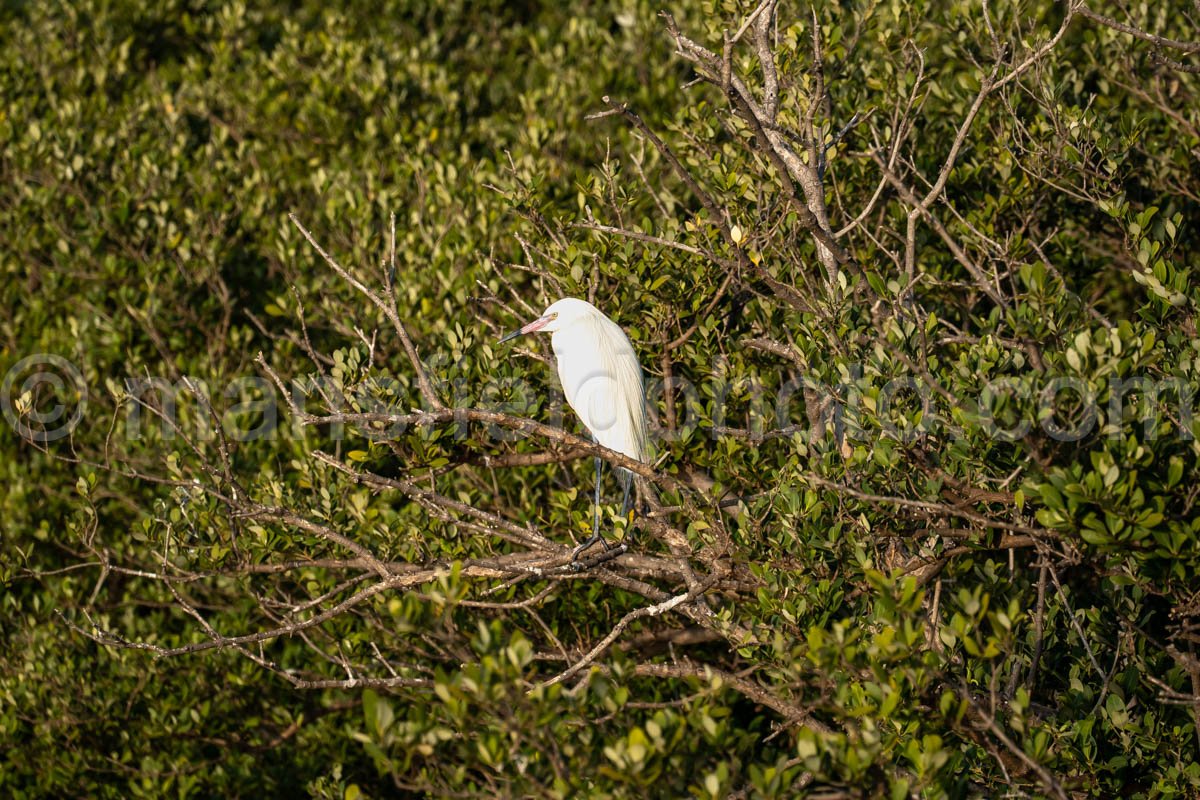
<box><xmin>2</xmin><ymin>0</ymin><xmax>1199</xmax><ymax>797</ymax></box>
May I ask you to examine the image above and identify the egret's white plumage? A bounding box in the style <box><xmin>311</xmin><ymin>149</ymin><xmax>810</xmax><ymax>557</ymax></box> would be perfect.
<box><xmin>499</xmin><ymin>297</ymin><xmax>648</xmax><ymax>556</ymax></box>
<box><xmin>501</xmin><ymin>298</ymin><xmax>647</xmax><ymax>462</ymax></box>
<box><xmin>540</xmin><ymin>298</ymin><xmax>647</xmax><ymax>464</ymax></box>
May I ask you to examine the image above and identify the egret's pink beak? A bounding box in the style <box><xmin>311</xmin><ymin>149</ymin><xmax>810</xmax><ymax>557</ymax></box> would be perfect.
<box><xmin>499</xmin><ymin>314</ymin><xmax>553</xmax><ymax>344</ymax></box>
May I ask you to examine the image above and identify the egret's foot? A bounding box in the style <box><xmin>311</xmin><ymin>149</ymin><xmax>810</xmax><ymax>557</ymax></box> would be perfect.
<box><xmin>569</xmin><ymin>532</ymin><xmax>607</xmax><ymax>566</ymax></box>
<box><xmin>569</xmin><ymin>529</ymin><xmax>627</xmax><ymax>570</ymax></box>
<box><xmin>569</xmin><ymin>540</ymin><xmax>628</xmax><ymax>572</ymax></box>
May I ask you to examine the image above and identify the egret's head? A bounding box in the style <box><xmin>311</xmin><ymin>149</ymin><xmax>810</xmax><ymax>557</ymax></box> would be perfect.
<box><xmin>499</xmin><ymin>297</ymin><xmax>599</xmax><ymax>342</ymax></box>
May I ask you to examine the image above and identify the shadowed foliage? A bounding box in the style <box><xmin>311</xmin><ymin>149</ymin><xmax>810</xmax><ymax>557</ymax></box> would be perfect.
<box><xmin>2</xmin><ymin>0</ymin><xmax>1199</xmax><ymax>797</ymax></box>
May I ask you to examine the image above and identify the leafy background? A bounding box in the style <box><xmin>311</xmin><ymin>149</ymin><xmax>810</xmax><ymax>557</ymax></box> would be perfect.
<box><xmin>2</xmin><ymin>0</ymin><xmax>1199</xmax><ymax>797</ymax></box>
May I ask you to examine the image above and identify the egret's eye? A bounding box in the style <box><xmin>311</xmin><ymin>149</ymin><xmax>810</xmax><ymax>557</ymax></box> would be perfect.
<box><xmin>548</xmin><ymin>312</ymin><xmax>558</xmax><ymax>320</ymax></box>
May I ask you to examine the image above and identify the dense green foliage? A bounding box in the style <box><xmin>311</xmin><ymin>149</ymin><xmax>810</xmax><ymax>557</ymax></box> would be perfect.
<box><xmin>3</xmin><ymin>0</ymin><xmax>1199</xmax><ymax>797</ymax></box>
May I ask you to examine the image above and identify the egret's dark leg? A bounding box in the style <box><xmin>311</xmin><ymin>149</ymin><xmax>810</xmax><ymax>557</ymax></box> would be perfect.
<box><xmin>570</xmin><ymin>456</ymin><xmax>604</xmax><ymax>559</ymax></box>
<box><xmin>619</xmin><ymin>468</ymin><xmax>634</xmax><ymax>520</ymax></box>
<box><xmin>591</xmin><ymin>455</ymin><xmax>603</xmax><ymax>540</ymax></box>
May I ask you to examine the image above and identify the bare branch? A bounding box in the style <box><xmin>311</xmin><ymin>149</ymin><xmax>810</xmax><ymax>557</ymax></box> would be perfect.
<box><xmin>534</xmin><ymin>592</ymin><xmax>691</xmax><ymax>689</ymax></box>
<box><xmin>1076</xmin><ymin>4</ymin><xmax>1200</xmax><ymax>54</ymax></box>
<box><xmin>288</xmin><ymin>214</ymin><xmax>444</xmax><ymax>410</ymax></box>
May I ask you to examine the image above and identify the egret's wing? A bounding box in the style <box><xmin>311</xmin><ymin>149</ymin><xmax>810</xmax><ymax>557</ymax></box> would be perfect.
<box><xmin>555</xmin><ymin>316</ymin><xmax>646</xmax><ymax>463</ymax></box>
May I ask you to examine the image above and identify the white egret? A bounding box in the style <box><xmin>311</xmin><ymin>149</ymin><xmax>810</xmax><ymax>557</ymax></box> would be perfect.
<box><xmin>499</xmin><ymin>297</ymin><xmax>647</xmax><ymax>557</ymax></box>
